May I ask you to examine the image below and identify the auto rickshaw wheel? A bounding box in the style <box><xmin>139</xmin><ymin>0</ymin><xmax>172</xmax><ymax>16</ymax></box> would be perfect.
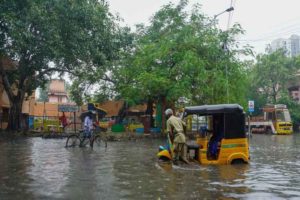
<box><xmin>231</xmin><ymin>159</ymin><xmax>246</xmax><ymax>165</ymax></box>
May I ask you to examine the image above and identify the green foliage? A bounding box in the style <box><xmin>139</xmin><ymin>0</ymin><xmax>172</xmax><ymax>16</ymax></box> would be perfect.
<box><xmin>249</xmin><ymin>50</ymin><xmax>298</xmax><ymax>104</ymax></box>
<box><xmin>114</xmin><ymin>1</ymin><xmax>250</xmax><ymax>106</ymax></box>
<box><xmin>67</xmin><ymin>24</ymin><xmax>134</xmax><ymax>104</ymax></box>
<box><xmin>0</xmin><ymin>0</ymin><xmax>119</xmax><ymax>130</ymax></box>
<box><xmin>68</xmin><ymin>80</ymin><xmax>85</xmax><ymax>106</ymax></box>
<box><xmin>278</xmin><ymin>93</ymin><xmax>300</xmax><ymax>130</ymax></box>
<box><xmin>248</xmin><ymin>50</ymin><xmax>300</xmax><ymax>124</ymax></box>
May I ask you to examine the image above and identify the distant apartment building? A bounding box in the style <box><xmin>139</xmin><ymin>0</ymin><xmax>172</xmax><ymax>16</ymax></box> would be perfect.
<box><xmin>266</xmin><ymin>34</ymin><xmax>300</xmax><ymax>57</ymax></box>
<box><xmin>48</xmin><ymin>79</ymin><xmax>68</xmax><ymax>103</ymax></box>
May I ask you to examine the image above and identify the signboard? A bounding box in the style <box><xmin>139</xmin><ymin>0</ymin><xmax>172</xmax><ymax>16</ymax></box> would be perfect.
<box><xmin>58</xmin><ymin>105</ymin><xmax>79</xmax><ymax>112</ymax></box>
<box><xmin>248</xmin><ymin>100</ymin><xmax>254</xmax><ymax>113</ymax></box>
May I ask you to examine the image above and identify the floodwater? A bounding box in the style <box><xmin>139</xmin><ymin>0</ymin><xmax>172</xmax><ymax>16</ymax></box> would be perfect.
<box><xmin>0</xmin><ymin>134</ymin><xmax>300</xmax><ymax>200</ymax></box>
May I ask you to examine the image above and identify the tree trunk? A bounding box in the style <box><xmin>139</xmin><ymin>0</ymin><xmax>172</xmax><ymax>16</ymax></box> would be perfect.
<box><xmin>161</xmin><ymin>96</ymin><xmax>166</xmax><ymax>133</ymax></box>
<box><xmin>0</xmin><ymin>62</ymin><xmax>23</xmax><ymax>131</ymax></box>
<box><xmin>145</xmin><ymin>99</ymin><xmax>154</xmax><ymax>128</ymax></box>
<box><xmin>272</xmin><ymin>84</ymin><xmax>277</xmax><ymax>104</ymax></box>
<box><xmin>7</xmin><ymin>98</ymin><xmax>23</xmax><ymax>131</ymax></box>
<box><xmin>1</xmin><ymin>68</ymin><xmax>27</xmax><ymax>131</ymax></box>
<box><xmin>117</xmin><ymin>101</ymin><xmax>128</xmax><ymax>124</ymax></box>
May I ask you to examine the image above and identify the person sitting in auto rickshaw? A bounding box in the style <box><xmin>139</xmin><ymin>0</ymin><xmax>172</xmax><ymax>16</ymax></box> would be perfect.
<box><xmin>208</xmin><ymin>116</ymin><xmax>224</xmax><ymax>159</ymax></box>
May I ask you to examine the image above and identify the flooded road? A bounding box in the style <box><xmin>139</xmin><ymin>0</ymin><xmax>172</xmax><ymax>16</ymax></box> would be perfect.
<box><xmin>0</xmin><ymin>134</ymin><xmax>300</xmax><ymax>199</ymax></box>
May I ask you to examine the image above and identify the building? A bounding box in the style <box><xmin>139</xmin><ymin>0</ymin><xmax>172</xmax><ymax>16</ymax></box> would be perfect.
<box><xmin>31</xmin><ymin>79</ymin><xmax>81</xmax><ymax>131</ymax></box>
<box><xmin>48</xmin><ymin>79</ymin><xmax>68</xmax><ymax>103</ymax></box>
<box><xmin>267</xmin><ymin>34</ymin><xmax>300</xmax><ymax>57</ymax></box>
<box><xmin>289</xmin><ymin>35</ymin><xmax>300</xmax><ymax>57</ymax></box>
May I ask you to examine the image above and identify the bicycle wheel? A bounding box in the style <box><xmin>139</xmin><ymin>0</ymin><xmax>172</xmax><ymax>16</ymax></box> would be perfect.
<box><xmin>65</xmin><ymin>134</ymin><xmax>80</xmax><ymax>147</ymax></box>
<box><xmin>80</xmin><ymin>137</ymin><xmax>92</xmax><ymax>147</ymax></box>
<box><xmin>92</xmin><ymin>135</ymin><xmax>107</xmax><ymax>148</ymax></box>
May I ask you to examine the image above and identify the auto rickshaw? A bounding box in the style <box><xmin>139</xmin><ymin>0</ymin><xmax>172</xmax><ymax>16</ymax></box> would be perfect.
<box><xmin>157</xmin><ymin>104</ymin><xmax>250</xmax><ymax>165</ymax></box>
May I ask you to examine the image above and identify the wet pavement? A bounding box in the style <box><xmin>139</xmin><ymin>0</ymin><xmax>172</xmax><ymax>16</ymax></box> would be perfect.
<box><xmin>0</xmin><ymin>134</ymin><xmax>300</xmax><ymax>199</ymax></box>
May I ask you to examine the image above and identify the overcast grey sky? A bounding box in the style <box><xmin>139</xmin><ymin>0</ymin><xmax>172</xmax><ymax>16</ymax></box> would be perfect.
<box><xmin>108</xmin><ymin>0</ymin><xmax>300</xmax><ymax>54</ymax></box>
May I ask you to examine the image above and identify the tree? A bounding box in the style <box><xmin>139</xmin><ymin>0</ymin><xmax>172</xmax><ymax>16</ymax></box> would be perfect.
<box><xmin>0</xmin><ymin>0</ymin><xmax>119</xmax><ymax>131</ymax></box>
<box><xmin>249</xmin><ymin>50</ymin><xmax>298</xmax><ymax>104</ymax></box>
<box><xmin>67</xmin><ymin>24</ymin><xmax>134</xmax><ymax>105</ymax></box>
<box><xmin>113</xmin><ymin>1</ymin><xmax>250</xmax><ymax>124</ymax></box>
<box><xmin>278</xmin><ymin>93</ymin><xmax>300</xmax><ymax>131</ymax></box>
<box><xmin>107</xmin><ymin>0</ymin><xmax>252</xmax><ymax>130</ymax></box>
<box><xmin>248</xmin><ymin>51</ymin><xmax>300</xmax><ymax>126</ymax></box>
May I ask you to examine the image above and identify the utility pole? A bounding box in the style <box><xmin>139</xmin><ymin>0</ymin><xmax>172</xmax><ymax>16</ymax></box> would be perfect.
<box><xmin>213</xmin><ymin>6</ymin><xmax>234</xmax><ymax>103</ymax></box>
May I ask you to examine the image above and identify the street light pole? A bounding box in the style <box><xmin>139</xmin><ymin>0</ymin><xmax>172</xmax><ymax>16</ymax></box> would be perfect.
<box><xmin>224</xmin><ymin>6</ymin><xmax>234</xmax><ymax>103</ymax></box>
<box><xmin>213</xmin><ymin>7</ymin><xmax>234</xmax><ymax>20</ymax></box>
<box><xmin>212</xmin><ymin>7</ymin><xmax>234</xmax><ymax>103</ymax></box>
<box><xmin>225</xmin><ymin>50</ymin><xmax>229</xmax><ymax>103</ymax></box>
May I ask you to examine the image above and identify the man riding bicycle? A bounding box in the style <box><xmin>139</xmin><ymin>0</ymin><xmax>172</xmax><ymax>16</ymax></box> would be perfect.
<box><xmin>84</xmin><ymin>111</ymin><xmax>94</xmax><ymax>138</ymax></box>
<box><xmin>66</xmin><ymin>110</ymin><xmax>107</xmax><ymax>148</ymax></box>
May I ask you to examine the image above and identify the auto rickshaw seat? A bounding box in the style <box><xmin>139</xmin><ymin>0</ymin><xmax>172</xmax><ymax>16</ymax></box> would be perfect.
<box><xmin>187</xmin><ymin>144</ymin><xmax>200</xmax><ymax>160</ymax></box>
<box><xmin>187</xmin><ymin>144</ymin><xmax>200</xmax><ymax>150</ymax></box>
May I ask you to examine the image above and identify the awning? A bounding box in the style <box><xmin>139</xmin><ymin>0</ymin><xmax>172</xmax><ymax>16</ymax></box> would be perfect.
<box><xmin>87</xmin><ymin>103</ymin><xmax>107</xmax><ymax>117</ymax></box>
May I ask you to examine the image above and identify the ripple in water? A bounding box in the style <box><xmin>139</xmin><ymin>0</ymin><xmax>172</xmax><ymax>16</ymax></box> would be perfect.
<box><xmin>0</xmin><ymin>135</ymin><xmax>300</xmax><ymax>199</ymax></box>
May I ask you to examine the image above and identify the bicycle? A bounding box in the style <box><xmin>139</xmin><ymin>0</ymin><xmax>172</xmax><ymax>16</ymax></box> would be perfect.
<box><xmin>65</xmin><ymin>129</ymin><xmax>107</xmax><ymax>148</ymax></box>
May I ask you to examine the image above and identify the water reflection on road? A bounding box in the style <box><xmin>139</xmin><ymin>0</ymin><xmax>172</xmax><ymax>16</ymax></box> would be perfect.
<box><xmin>0</xmin><ymin>134</ymin><xmax>300</xmax><ymax>199</ymax></box>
